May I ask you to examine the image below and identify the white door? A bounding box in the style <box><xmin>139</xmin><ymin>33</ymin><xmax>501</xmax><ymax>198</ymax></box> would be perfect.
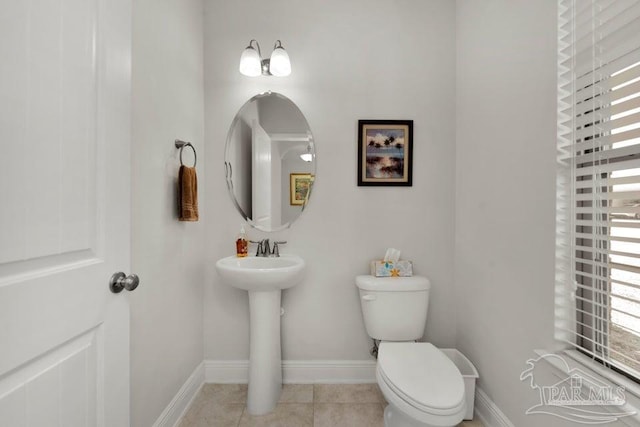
<box><xmin>0</xmin><ymin>0</ymin><xmax>132</xmax><ymax>426</ymax></box>
<box><xmin>252</xmin><ymin>120</ymin><xmax>273</xmax><ymax>229</ymax></box>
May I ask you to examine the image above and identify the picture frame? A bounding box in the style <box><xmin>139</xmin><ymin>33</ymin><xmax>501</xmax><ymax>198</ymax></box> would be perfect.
<box><xmin>357</xmin><ymin>120</ymin><xmax>413</xmax><ymax>186</ymax></box>
<box><xmin>290</xmin><ymin>173</ymin><xmax>313</xmax><ymax>206</ymax></box>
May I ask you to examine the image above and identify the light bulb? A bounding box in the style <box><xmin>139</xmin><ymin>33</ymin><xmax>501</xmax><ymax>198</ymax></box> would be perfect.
<box><xmin>269</xmin><ymin>45</ymin><xmax>291</xmax><ymax>77</ymax></box>
<box><xmin>239</xmin><ymin>46</ymin><xmax>261</xmax><ymax>77</ymax></box>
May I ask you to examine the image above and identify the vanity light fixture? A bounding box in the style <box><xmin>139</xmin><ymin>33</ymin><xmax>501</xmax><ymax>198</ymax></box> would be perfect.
<box><xmin>239</xmin><ymin>39</ymin><xmax>291</xmax><ymax>77</ymax></box>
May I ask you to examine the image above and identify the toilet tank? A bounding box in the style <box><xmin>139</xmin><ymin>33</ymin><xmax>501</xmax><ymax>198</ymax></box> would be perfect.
<box><xmin>356</xmin><ymin>275</ymin><xmax>430</xmax><ymax>341</ymax></box>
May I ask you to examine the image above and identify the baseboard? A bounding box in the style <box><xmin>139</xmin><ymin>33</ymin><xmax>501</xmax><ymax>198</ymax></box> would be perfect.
<box><xmin>152</xmin><ymin>362</ymin><xmax>205</xmax><ymax>427</ymax></box>
<box><xmin>204</xmin><ymin>360</ymin><xmax>249</xmax><ymax>384</ymax></box>
<box><xmin>283</xmin><ymin>360</ymin><xmax>377</xmax><ymax>383</ymax></box>
<box><xmin>474</xmin><ymin>387</ymin><xmax>514</xmax><ymax>427</ymax></box>
<box><xmin>204</xmin><ymin>359</ymin><xmax>377</xmax><ymax>384</ymax></box>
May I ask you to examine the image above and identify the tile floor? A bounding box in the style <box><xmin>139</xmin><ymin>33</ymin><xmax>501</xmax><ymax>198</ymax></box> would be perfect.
<box><xmin>178</xmin><ymin>383</ymin><xmax>484</xmax><ymax>427</ymax></box>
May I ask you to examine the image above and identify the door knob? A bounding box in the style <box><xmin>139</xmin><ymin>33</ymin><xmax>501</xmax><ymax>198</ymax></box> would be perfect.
<box><xmin>109</xmin><ymin>272</ymin><xmax>140</xmax><ymax>293</ymax></box>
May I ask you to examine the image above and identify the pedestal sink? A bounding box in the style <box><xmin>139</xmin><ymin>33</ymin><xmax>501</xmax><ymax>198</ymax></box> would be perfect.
<box><xmin>215</xmin><ymin>254</ymin><xmax>305</xmax><ymax>415</ymax></box>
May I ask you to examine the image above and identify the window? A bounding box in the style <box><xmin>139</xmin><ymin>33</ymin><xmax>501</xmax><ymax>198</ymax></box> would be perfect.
<box><xmin>556</xmin><ymin>0</ymin><xmax>640</xmax><ymax>380</ymax></box>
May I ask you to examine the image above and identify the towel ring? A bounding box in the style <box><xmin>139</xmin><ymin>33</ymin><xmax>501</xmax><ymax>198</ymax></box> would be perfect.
<box><xmin>175</xmin><ymin>139</ymin><xmax>197</xmax><ymax>167</ymax></box>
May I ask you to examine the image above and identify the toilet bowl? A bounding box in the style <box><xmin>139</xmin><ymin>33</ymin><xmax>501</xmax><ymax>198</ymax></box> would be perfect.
<box><xmin>377</xmin><ymin>342</ymin><xmax>465</xmax><ymax>427</ymax></box>
<box><xmin>355</xmin><ymin>275</ymin><xmax>466</xmax><ymax>427</ymax></box>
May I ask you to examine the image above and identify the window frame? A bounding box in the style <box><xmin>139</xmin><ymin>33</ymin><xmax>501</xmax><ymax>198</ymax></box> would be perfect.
<box><xmin>556</xmin><ymin>0</ymin><xmax>640</xmax><ymax>382</ymax></box>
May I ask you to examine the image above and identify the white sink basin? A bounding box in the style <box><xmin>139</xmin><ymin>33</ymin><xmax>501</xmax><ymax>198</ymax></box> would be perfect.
<box><xmin>215</xmin><ymin>253</ymin><xmax>305</xmax><ymax>415</ymax></box>
<box><xmin>215</xmin><ymin>254</ymin><xmax>305</xmax><ymax>291</ymax></box>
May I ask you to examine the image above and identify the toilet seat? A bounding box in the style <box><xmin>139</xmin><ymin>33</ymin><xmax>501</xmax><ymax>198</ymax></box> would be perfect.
<box><xmin>377</xmin><ymin>342</ymin><xmax>465</xmax><ymax>426</ymax></box>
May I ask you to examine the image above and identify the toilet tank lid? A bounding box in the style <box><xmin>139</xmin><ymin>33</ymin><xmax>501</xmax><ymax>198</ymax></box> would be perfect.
<box><xmin>355</xmin><ymin>275</ymin><xmax>430</xmax><ymax>291</ymax></box>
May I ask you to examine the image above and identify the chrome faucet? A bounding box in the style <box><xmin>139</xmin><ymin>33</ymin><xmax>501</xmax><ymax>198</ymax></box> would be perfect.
<box><xmin>251</xmin><ymin>239</ymin><xmax>287</xmax><ymax>257</ymax></box>
<box><xmin>259</xmin><ymin>239</ymin><xmax>271</xmax><ymax>256</ymax></box>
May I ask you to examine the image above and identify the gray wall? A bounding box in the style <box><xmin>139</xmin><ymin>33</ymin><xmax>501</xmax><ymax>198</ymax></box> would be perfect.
<box><xmin>455</xmin><ymin>1</ymin><xmax>564</xmax><ymax>425</ymax></box>
<box><xmin>131</xmin><ymin>0</ymin><xmax>205</xmax><ymax>426</ymax></box>
<box><xmin>204</xmin><ymin>0</ymin><xmax>457</xmax><ymax>361</ymax></box>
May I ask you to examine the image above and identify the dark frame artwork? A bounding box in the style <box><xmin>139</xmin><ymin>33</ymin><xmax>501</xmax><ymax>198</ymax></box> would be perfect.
<box><xmin>357</xmin><ymin>120</ymin><xmax>413</xmax><ymax>186</ymax></box>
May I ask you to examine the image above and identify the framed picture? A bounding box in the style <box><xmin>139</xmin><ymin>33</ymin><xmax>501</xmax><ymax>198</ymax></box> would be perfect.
<box><xmin>357</xmin><ymin>120</ymin><xmax>413</xmax><ymax>186</ymax></box>
<box><xmin>290</xmin><ymin>173</ymin><xmax>313</xmax><ymax>206</ymax></box>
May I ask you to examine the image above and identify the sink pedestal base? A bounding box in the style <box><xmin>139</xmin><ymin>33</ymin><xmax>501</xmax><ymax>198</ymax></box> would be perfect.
<box><xmin>247</xmin><ymin>289</ymin><xmax>282</xmax><ymax>415</ymax></box>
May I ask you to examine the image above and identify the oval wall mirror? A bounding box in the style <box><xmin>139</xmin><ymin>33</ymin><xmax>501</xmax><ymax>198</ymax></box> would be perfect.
<box><xmin>224</xmin><ymin>92</ymin><xmax>316</xmax><ymax>232</ymax></box>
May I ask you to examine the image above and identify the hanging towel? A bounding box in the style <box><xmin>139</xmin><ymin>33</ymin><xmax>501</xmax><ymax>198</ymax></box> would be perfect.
<box><xmin>179</xmin><ymin>165</ymin><xmax>199</xmax><ymax>221</ymax></box>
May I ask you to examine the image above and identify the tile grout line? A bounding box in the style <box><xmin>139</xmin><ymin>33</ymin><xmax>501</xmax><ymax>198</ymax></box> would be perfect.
<box><xmin>235</xmin><ymin>405</ymin><xmax>242</xmax><ymax>427</ymax></box>
<box><xmin>236</xmin><ymin>389</ymin><xmax>246</xmax><ymax>427</ymax></box>
<box><xmin>311</xmin><ymin>384</ymin><xmax>315</xmax><ymax>426</ymax></box>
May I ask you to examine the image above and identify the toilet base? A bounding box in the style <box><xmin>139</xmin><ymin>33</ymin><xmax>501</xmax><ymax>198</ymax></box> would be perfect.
<box><xmin>384</xmin><ymin>403</ymin><xmax>424</xmax><ymax>427</ymax></box>
<box><xmin>383</xmin><ymin>403</ymin><xmax>460</xmax><ymax>427</ymax></box>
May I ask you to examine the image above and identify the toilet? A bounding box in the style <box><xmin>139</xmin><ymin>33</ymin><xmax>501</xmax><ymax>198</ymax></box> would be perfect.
<box><xmin>356</xmin><ymin>275</ymin><xmax>466</xmax><ymax>427</ymax></box>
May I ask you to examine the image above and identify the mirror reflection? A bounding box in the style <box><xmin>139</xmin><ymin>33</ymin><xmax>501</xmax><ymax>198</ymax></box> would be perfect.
<box><xmin>225</xmin><ymin>92</ymin><xmax>316</xmax><ymax>232</ymax></box>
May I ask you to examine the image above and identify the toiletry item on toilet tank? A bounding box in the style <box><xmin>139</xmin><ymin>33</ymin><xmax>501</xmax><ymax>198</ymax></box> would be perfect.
<box><xmin>236</xmin><ymin>226</ymin><xmax>248</xmax><ymax>257</ymax></box>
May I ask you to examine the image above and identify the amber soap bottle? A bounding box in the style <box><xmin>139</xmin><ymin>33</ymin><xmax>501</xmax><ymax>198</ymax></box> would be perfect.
<box><xmin>236</xmin><ymin>226</ymin><xmax>248</xmax><ymax>257</ymax></box>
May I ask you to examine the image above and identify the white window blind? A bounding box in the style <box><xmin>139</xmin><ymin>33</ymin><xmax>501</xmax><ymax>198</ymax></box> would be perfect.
<box><xmin>556</xmin><ymin>0</ymin><xmax>640</xmax><ymax>378</ymax></box>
